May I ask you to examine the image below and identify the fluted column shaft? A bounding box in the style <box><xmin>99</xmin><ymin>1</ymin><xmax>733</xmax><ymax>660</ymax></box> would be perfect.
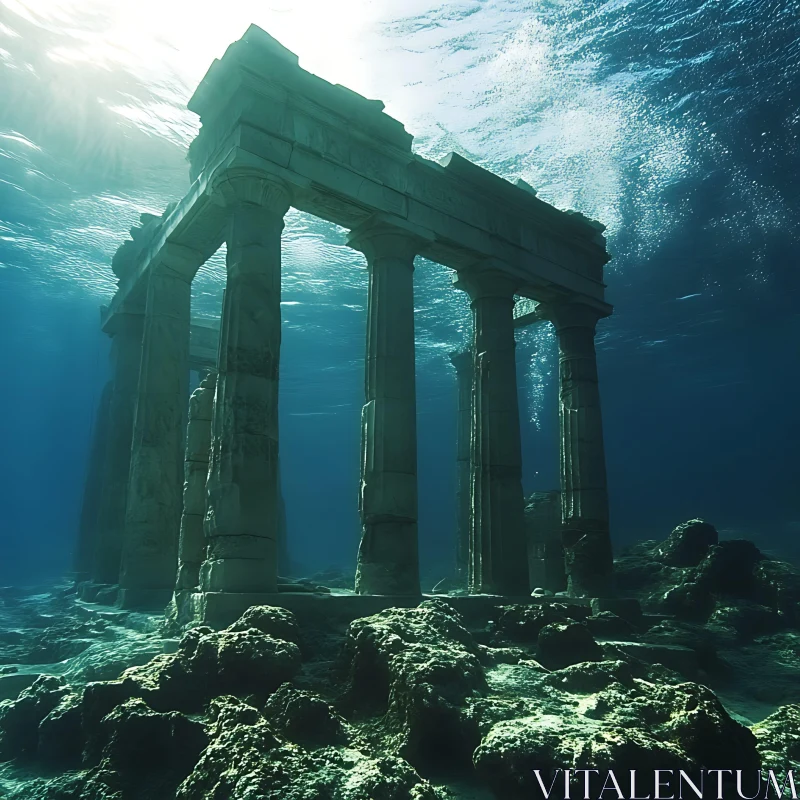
<box><xmin>74</xmin><ymin>380</ymin><xmax>113</xmax><ymax>582</ymax></box>
<box><xmin>201</xmin><ymin>170</ymin><xmax>290</xmax><ymax>595</ymax></box>
<box><xmin>119</xmin><ymin>267</ymin><xmax>192</xmax><ymax>607</ymax></box>
<box><xmin>175</xmin><ymin>372</ymin><xmax>216</xmax><ymax>591</ymax></box>
<box><xmin>93</xmin><ymin>312</ymin><xmax>145</xmax><ymax>585</ymax></box>
<box><xmin>450</xmin><ymin>350</ymin><xmax>472</xmax><ymax>586</ymax></box>
<box><xmin>458</xmin><ymin>269</ymin><xmax>528</xmax><ymax>595</ymax></box>
<box><xmin>349</xmin><ymin>220</ymin><xmax>421</xmax><ymax>596</ymax></box>
<box><xmin>547</xmin><ymin>302</ymin><xmax>612</xmax><ymax>597</ymax></box>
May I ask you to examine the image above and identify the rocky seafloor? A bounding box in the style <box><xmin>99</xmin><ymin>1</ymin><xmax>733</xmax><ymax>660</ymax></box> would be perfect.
<box><xmin>1</xmin><ymin>520</ymin><xmax>800</xmax><ymax>799</ymax></box>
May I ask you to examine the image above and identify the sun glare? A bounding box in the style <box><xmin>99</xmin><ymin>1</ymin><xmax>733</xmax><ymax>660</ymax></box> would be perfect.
<box><xmin>3</xmin><ymin>0</ymin><xmax>382</xmax><ymax>96</ymax></box>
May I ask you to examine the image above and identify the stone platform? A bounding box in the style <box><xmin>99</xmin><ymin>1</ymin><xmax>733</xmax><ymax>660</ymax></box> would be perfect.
<box><xmin>172</xmin><ymin>590</ymin><xmax>596</xmax><ymax>629</ymax></box>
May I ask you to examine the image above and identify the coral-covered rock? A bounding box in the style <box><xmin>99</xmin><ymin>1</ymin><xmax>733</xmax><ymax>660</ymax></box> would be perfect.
<box><xmin>474</xmin><ymin>671</ymin><xmax>758</xmax><ymax>799</ymax></box>
<box><xmin>474</xmin><ymin>718</ymin><xmax>692</xmax><ymax>799</ymax></box>
<box><xmin>755</xmin><ymin>560</ymin><xmax>800</xmax><ymax>625</ymax></box>
<box><xmin>612</xmin><ymin>681</ymin><xmax>758</xmax><ymax>769</ymax></box>
<box><xmin>752</xmin><ymin>704</ymin><xmax>800</xmax><ymax>770</ymax></box>
<box><xmin>263</xmin><ymin>684</ymin><xmax>347</xmax><ymax>747</ymax></box>
<box><xmin>213</xmin><ymin>628</ymin><xmax>301</xmax><ymax>697</ymax></box>
<box><xmin>81</xmin><ymin>679</ymin><xmax>135</xmax><ymax>747</ymax></box>
<box><xmin>119</xmin><ymin>624</ymin><xmax>302</xmax><ymax>712</ymax></box>
<box><xmin>492</xmin><ymin>604</ymin><xmax>572</xmax><ymax>643</ymax></box>
<box><xmin>661</xmin><ymin>580</ymin><xmax>715</xmax><ymax>621</ymax></box>
<box><xmin>536</xmin><ymin>622</ymin><xmax>603</xmax><ymax>670</ymax></box>
<box><xmin>658</xmin><ymin>519</ymin><xmax>719</xmax><ymax>567</ymax></box>
<box><xmin>342</xmin><ymin>599</ymin><xmax>486</xmax><ymax>769</ymax></box>
<box><xmin>37</xmin><ymin>692</ymin><xmax>84</xmax><ymax>764</ymax></box>
<box><xmin>544</xmin><ymin>660</ymin><xmax>635</xmax><ymax>694</ymax></box>
<box><xmin>614</xmin><ymin>541</ymin><xmax>670</xmax><ymax>593</ymax></box>
<box><xmin>709</xmin><ymin>601</ymin><xmax>782</xmax><ymax>640</ymax></box>
<box><xmin>476</xmin><ymin>644</ymin><xmax>528</xmax><ymax>667</ymax></box>
<box><xmin>227</xmin><ymin>605</ymin><xmax>301</xmax><ymax>645</ymax></box>
<box><xmin>99</xmin><ymin>698</ymin><xmax>207</xmax><ymax>779</ymax></box>
<box><xmin>177</xmin><ymin>696</ymin><xmax>438</xmax><ymax>800</ymax></box>
<box><xmin>0</xmin><ymin>768</ymin><xmax>124</xmax><ymax>799</ymax></box>
<box><xmin>0</xmin><ymin>675</ymin><xmax>71</xmax><ymax>758</ymax></box>
<box><xmin>696</xmin><ymin>540</ymin><xmax>763</xmax><ymax>596</ymax></box>
<box><xmin>343</xmin><ymin>599</ymin><xmax>480</xmax><ymax>710</ymax></box>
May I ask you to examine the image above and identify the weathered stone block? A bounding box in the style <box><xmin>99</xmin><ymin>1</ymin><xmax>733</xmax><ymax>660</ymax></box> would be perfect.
<box><xmin>182</xmin><ymin>465</ymin><xmax>209</xmax><ymax>515</ymax></box>
<box><xmin>201</xmin><ymin>557</ymin><xmax>277</xmax><ymax>593</ymax></box>
<box><xmin>361</xmin><ymin>470</ymin><xmax>418</xmax><ymax>523</ymax></box>
<box><xmin>207</xmin><ymin>534</ymin><xmax>274</xmax><ymax>560</ymax></box>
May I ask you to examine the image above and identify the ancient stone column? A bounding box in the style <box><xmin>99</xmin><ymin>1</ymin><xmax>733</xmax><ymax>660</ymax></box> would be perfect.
<box><xmin>74</xmin><ymin>380</ymin><xmax>113</xmax><ymax>583</ymax></box>
<box><xmin>525</xmin><ymin>491</ymin><xmax>566</xmax><ymax>593</ymax></box>
<box><xmin>93</xmin><ymin>311</ymin><xmax>145</xmax><ymax>586</ymax></box>
<box><xmin>543</xmin><ymin>301</ymin><xmax>613</xmax><ymax>597</ymax></box>
<box><xmin>201</xmin><ymin>169</ymin><xmax>291</xmax><ymax>595</ymax></box>
<box><xmin>348</xmin><ymin>218</ymin><xmax>423</xmax><ymax>596</ymax></box>
<box><xmin>118</xmin><ymin>264</ymin><xmax>192</xmax><ymax>609</ymax></box>
<box><xmin>455</xmin><ymin>267</ymin><xmax>528</xmax><ymax>595</ymax></box>
<box><xmin>175</xmin><ymin>371</ymin><xmax>216</xmax><ymax>591</ymax></box>
<box><xmin>277</xmin><ymin>459</ymin><xmax>290</xmax><ymax>577</ymax></box>
<box><xmin>449</xmin><ymin>350</ymin><xmax>472</xmax><ymax>587</ymax></box>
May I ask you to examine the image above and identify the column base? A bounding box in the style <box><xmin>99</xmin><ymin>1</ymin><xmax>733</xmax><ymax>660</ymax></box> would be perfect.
<box><xmin>200</xmin><ymin>558</ymin><xmax>278</xmax><ymax>594</ymax></box>
<box><xmin>165</xmin><ymin>590</ymin><xmax>207</xmax><ymax>632</ymax></box>
<box><xmin>355</xmin><ymin>522</ymin><xmax>420</xmax><ymax>596</ymax></box>
<box><xmin>528</xmin><ymin>557</ymin><xmax>567</xmax><ymax>594</ymax></box>
<box><xmin>116</xmin><ymin>587</ymin><xmax>173</xmax><ymax>612</ymax></box>
<box><xmin>563</xmin><ymin>521</ymin><xmax>614</xmax><ymax>598</ymax></box>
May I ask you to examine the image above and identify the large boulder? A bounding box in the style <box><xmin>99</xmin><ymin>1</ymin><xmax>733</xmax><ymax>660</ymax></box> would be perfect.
<box><xmin>543</xmin><ymin>660</ymin><xmax>636</xmax><ymax>695</ymax></box>
<box><xmin>709</xmin><ymin>601</ymin><xmax>782</xmax><ymax>640</ymax></box>
<box><xmin>0</xmin><ymin>675</ymin><xmax>72</xmax><ymax>759</ymax></box>
<box><xmin>263</xmin><ymin>684</ymin><xmax>348</xmax><ymax>747</ymax></box>
<box><xmin>342</xmin><ymin>599</ymin><xmax>486</xmax><ymax>770</ymax></box>
<box><xmin>658</xmin><ymin>520</ymin><xmax>719</xmax><ymax>567</ymax></box>
<box><xmin>661</xmin><ymin>580</ymin><xmax>716</xmax><ymax>622</ymax></box>
<box><xmin>611</xmin><ymin>681</ymin><xmax>758</xmax><ymax>768</ymax></box>
<box><xmin>755</xmin><ymin>560</ymin><xmax>800</xmax><ymax>625</ymax></box>
<box><xmin>37</xmin><ymin>692</ymin><xmax>84</xmax><ymax>764</ymax></box>
<box><xmin>227</xmin><ymin>605</ymin><xmax>301</xmax><ymax>645</ymax></box>
<box><xmin>176</xmin><ymin>696</ymin><xmax>438</xmax><ymax>800</ymax></box>
<box><xmin>491</xmin><ymin>603</ymin><xmax>587</xmax><ymax>644</ymax></box>
<box><xmin>118</xmin><ymin>622</ymin><xmax>301</xmax><ymax>712</ymax></box>
<box><xmin>536</xmin><ymin>622</ymin><xmax>603</xmax><ymax>670</ymax></box>
<box><xmin>97</xmin><ymin>698</ymin><xmax>208</xmax><ymax>792</ymax></box>
<box><xmin>474</xmin><ymin>666</ymin><xmax>759</xmax><ymax>800</ymax></box>
<box><xmin>474</xmin><ymin>717</ymin><xmax>692</xmax><ymax>799</ymax></box>
<box><xmin>695</xmin><ymin>540</ymin><xmax>763</xmax><ymax>596</ymax></box>
<box><xmin>752</xmin><ymin>704</ymin><xmax>800</xmax><ymax>770</ymax></box>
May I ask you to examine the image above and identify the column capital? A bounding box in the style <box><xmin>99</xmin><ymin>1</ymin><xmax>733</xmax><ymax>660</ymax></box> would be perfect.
<box><xmin>209</xmin><ymin>167</ymin><xmax>292</xmax><ymax>216</ymax></box>
<box><xmin>453</xmin><ymin>262</ymin><xmax>522</xmax><ymax>302</ymax></box>
<box><xmin>538</xmin><ymin>300</ymin><xmax>611</xmax><ymax>332</ymax></box>
<box><xmin>347</xmin><ymin>214</ymin><xmax>433</xmax><ymax>264</ymax></box>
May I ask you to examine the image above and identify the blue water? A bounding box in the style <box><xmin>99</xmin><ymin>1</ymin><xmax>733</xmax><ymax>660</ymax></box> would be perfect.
<box><xmin>1</xmin><ymin>0</ymin><xmax>798</xmax><ymax>584</ymax></box>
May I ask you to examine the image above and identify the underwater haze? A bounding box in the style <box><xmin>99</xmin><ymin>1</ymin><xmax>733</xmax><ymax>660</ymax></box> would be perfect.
<box><xmin>0</xmin><ymin>0</ymin><xmax>798</xmax><ymax>585</ymax></box>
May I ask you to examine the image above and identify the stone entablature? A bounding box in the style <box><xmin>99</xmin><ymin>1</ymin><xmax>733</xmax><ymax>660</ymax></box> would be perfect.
<box><xmin>101</xmin><ymin>25</ymin><xmax>609</xmax><ymax>337</ymax></box>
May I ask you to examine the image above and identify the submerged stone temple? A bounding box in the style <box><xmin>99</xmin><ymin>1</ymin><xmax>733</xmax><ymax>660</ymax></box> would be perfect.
<box><xmin>74</xmin><ymin>25</ymin><xmax>614</xmax><ymax>621</ymax></box>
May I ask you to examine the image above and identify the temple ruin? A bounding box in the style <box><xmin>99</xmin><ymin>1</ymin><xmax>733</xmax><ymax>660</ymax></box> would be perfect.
<box><xmin>74</xmin><ymin>25</ymin><xmax>614</xmax><ymax>623</ymax></box>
